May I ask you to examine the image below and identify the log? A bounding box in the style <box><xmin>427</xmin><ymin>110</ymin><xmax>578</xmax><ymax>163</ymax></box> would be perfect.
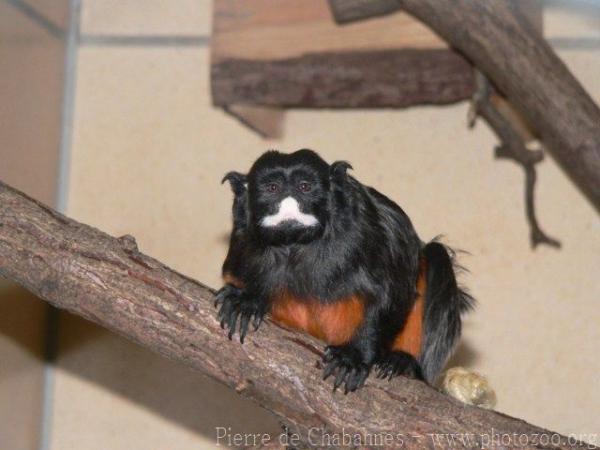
<box><xmin>212</xmin><ymin>49</ymin><xmax>475</xmax><ymax>108</ymax></box>
<box><xmin>355</xmin><ymin>0</ymin><xmax>600</xmax><ymax>211</ymax></box>
<box><xmin>0</xmin><ymin>179</ymin><xmax>591</xmax><ymax>449</ymax></box>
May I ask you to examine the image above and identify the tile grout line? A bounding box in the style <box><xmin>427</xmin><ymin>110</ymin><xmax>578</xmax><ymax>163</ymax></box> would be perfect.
<box><xmin>38</xmin><ymin>2</ymin><xmax>81</xmax><ymax>450</ymax></box>
<box><xmin>79</xmin><ymin>34</ymin><xmax>210</xmax><ymax>47</ymax></box>
<box><xmin>55</xmin><ymin>0</ymin><xmax>80</xmax><ymax>216</ymax></box>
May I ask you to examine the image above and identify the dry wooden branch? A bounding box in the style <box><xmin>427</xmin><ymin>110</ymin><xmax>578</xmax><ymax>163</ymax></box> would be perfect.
<box><xmin>0</xmin><ymin>180</ymin><xmax>591</xmax><ymax>449</ymax></box>
<box><xmin>212</xmin><ymin>49</ymin><xmax>474</xmax><ymax>109</ymax></box>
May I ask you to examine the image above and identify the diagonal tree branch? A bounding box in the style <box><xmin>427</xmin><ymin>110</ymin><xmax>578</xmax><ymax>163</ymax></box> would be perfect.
<box><xmin>0</xmin><ymin>180</ymin><xmax>591</xmax><ymax>449</ymax></box>
<box><xmin>394</xmin><ymin>0</ymin><xmax>600</xmax><ymax>214</ymax></box>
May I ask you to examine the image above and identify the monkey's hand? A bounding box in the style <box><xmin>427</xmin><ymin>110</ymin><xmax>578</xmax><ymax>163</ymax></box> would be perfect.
<box><xmin>322</xmin><ymin>344</ymin><xmax>371</xmax><ymax>394</ymax></box>
<box><xmin>215</xmin><ymin>284</ymin><xmax>267</xmax><ymax>343</ymax></box>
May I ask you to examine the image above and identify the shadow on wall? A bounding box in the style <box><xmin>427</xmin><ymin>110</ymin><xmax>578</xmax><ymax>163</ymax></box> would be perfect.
<box><xmin>0</xmin><ymin>282</ymin><xmax>283</xmax><ymax>446</ymax></box>
<box><xmin>0</xmin><ymin>281</ymin><xmax>47</xmax><ymax>375</ymax></box>
<box><xmin>54</xmin><ymin>311</ymin><xmax>283</xmax><ymax>443</ymax></box>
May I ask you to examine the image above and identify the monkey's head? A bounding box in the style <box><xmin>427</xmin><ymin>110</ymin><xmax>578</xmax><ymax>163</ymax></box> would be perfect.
<box><xmin>223</xmin><ymin>149</ymin><xmax>351</xmax><ymax>246</ymax></box>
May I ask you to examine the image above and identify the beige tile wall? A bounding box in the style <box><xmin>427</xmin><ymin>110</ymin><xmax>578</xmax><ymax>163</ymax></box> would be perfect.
<box><xmin>50</xmin><ymin>2</ymin><xmax>600</xmax><ymax>449</ymax></box>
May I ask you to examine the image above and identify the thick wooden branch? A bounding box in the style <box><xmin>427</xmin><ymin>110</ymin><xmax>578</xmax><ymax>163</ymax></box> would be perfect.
<box><xmin>392</xmin><ymin>0</ymin><xmax>600</xmax><ymax>211</ymax></box>
<box><xmin>0</xmin><ymin>180</ymin><xmax>589</xmax><ymax>449</ymax></box>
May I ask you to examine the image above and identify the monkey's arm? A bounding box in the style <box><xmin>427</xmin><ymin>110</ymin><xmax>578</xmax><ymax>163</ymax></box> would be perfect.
<box><xmin>219</xmin><ymin>172</ymin><xmax>270</xmax><ymax>342</ymax></box>
<box><xmin>217</xmin><ymin>239</ymin><xmax>271</xmax><ymax>344</ymax></box>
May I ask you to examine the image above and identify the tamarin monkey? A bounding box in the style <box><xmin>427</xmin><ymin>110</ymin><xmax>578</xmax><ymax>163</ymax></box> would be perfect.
<box><xmin>216</xmin><ymin>149</ymin><xmax>474</xmax><ymax>393</ymax></box>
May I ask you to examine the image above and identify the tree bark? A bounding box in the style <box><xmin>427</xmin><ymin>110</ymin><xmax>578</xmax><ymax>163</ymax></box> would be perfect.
<box><xmin>0</xmin><ymin>180</ymin><xmax>591</xmax><ymax>449</ymax></box>
<box><xmin>393</xmin><ymin>0</ymin><xmax>600</xmax><ymax>212</ymax></box>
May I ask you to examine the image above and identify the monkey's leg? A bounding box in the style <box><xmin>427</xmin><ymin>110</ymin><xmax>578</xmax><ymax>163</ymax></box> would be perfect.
<box><xmin>376</xmin><ymin>351</ymin><xmax>424</xmax><ymax>381</ymax></box>
<box><xmin>322</xmin><ymin>307</ymin><xmax>386</xmax><ymax>393</ymax></box>
<box><xmin>215</xmin><ymin>284</ymin><xmax>268</xmax><ymax>343</ymax></box>
<box><xmin>376</xmin><ymin>262</ymin><xmax>427</xmax><ymax>382</ymax></box>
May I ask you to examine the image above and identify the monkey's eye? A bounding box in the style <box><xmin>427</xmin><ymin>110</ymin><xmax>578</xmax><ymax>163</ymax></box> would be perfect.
<box><xmin>265</xmin><ymin>182</ymin><xmax>280</xmax><ymax>193</ymax></box>
<box><xmin>298</xmin><ymin>182</ymin><xmax>312</xmax><ymax>193</ymax></box>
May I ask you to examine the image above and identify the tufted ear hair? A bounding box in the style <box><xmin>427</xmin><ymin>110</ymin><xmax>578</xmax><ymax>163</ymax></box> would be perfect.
<box><xmin>329</xmin><ymin>161</ymin><xmax>353</xmax><ymax>184</ymax></box>
<box><xmin>221</xmin><ymin>171</ymin><xmax>247</xmax><ymax>196</ymax></box>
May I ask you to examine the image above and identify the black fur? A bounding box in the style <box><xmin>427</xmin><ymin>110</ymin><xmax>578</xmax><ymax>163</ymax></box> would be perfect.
<box><xmin>419</xmin><ymin>242</ymin><xmax>474</xmax><ymax>383</ymax></box>
<box><xmin>216</xmin><ymin>149</ymin><xmax>473</xmax><ymax>391</ymax></box>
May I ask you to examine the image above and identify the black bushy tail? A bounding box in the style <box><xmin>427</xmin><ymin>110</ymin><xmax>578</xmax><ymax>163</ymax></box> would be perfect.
<box><xmin>418</xmin><ymin>241</ymin><xmax>475</xmax><ymax>384</ymax></box>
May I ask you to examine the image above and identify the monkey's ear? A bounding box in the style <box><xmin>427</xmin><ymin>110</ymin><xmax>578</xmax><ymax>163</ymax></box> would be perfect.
<box><xmin>330</xmin><ymin>161</ymin><xmax>353</xmax><ymax>183</ymax></box>
<box><xmin>222</xmin><ymin>171</ymin><xmax>247</xmax><ymax>195</ymax></box>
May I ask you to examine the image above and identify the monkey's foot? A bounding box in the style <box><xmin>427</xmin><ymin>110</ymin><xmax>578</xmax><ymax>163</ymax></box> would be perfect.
<box><xmin>376</xmin><ymin>351</ymin><xmax>425</xmax><ymax>381</ymax></box>
<box><xmin>215</xmin><ymin>285</ymin><xmax>266</xmax><ymax>343</ymax></box>
<box><xmin>322</xmin><ymin>344</ymin><xmax>370</xmax><ymax>394</ymax></box>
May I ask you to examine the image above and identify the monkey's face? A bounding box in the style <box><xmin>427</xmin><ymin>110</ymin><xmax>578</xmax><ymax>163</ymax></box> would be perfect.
<box><xmin>247</xmin><ymin>150</ymin><xmax>331</xmax><ymax>245</ymax></box>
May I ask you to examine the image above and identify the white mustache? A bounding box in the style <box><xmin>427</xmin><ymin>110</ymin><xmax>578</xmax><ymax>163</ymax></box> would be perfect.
<box><xmin>261</xmin><ymin>196</ymin><xmax>319</xmax><ymax>228</ymax></box>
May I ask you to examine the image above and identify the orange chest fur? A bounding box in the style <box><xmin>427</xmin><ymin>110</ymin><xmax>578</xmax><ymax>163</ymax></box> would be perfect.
<box><xmin>270</xmin><ymin>292</ymin><xmax>365</xmax><ymax>346</ymax></box>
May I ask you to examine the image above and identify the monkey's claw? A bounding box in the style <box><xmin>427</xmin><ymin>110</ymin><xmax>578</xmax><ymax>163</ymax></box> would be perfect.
<box><xmin>376</xmin><ymin>351</ymin><xmax>425</xmax><ymax>381</ymax></box>
<box><xmin>215</xmin><ymin>285</ymin><xmax>266</xmax><ymax>343</ymax></box>
<box><xmin>322</xmin><ymin>345</ymin><xmax>370</xmax><ymax>394</ymax></box>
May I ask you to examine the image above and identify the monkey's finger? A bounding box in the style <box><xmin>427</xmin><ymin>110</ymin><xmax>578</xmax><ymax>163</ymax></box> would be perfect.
<box><xmin>333</xmin><ymin>367</ymin><xmax>348</xmax><ymax>391</ymax></box>
<box><xmin>357</xmin><ymin>369</ymin><xmax>368</xmax><ymax>389</ymax></box>
<box><xmin>239</xmin><ymin>313</ymin><xmax>251</xmax><ymax>344</ymax></box>
<box><xmin>227</xmin><ymin>308</ymin><xmax>240</xmax><ymax>340</ymax></box>
<box><xmin>343</xmin><ymin>381</ymin><xmax>350</xmax><ymax>395</ymax></box>
<box><xmin>252</xmin><ymin>313</ymin><xmax>263</xmax><ymax>331</ymax></box>
<box><xmin>218</xmin><ymin>304</ymin><xmax>229</xmax><ymax>329</ymax></box>
<box><xmin>322</xmin><ymin>347</ymin><xmax>335</xmax><ymax>363</ymax></box>
<box><xmin>344</xmin><ymin>369</ymin><xmax>358</xmax><ymax>394</ymax></box>
<box><xmin>214</xmin><ymin>287</ymin><xmax>230</xmax><ymax>307</ymax></box>
<box><xmin>322</xmin><ymin>362</ymin><xmax>336</xmax><ymax>380</ymax></box>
